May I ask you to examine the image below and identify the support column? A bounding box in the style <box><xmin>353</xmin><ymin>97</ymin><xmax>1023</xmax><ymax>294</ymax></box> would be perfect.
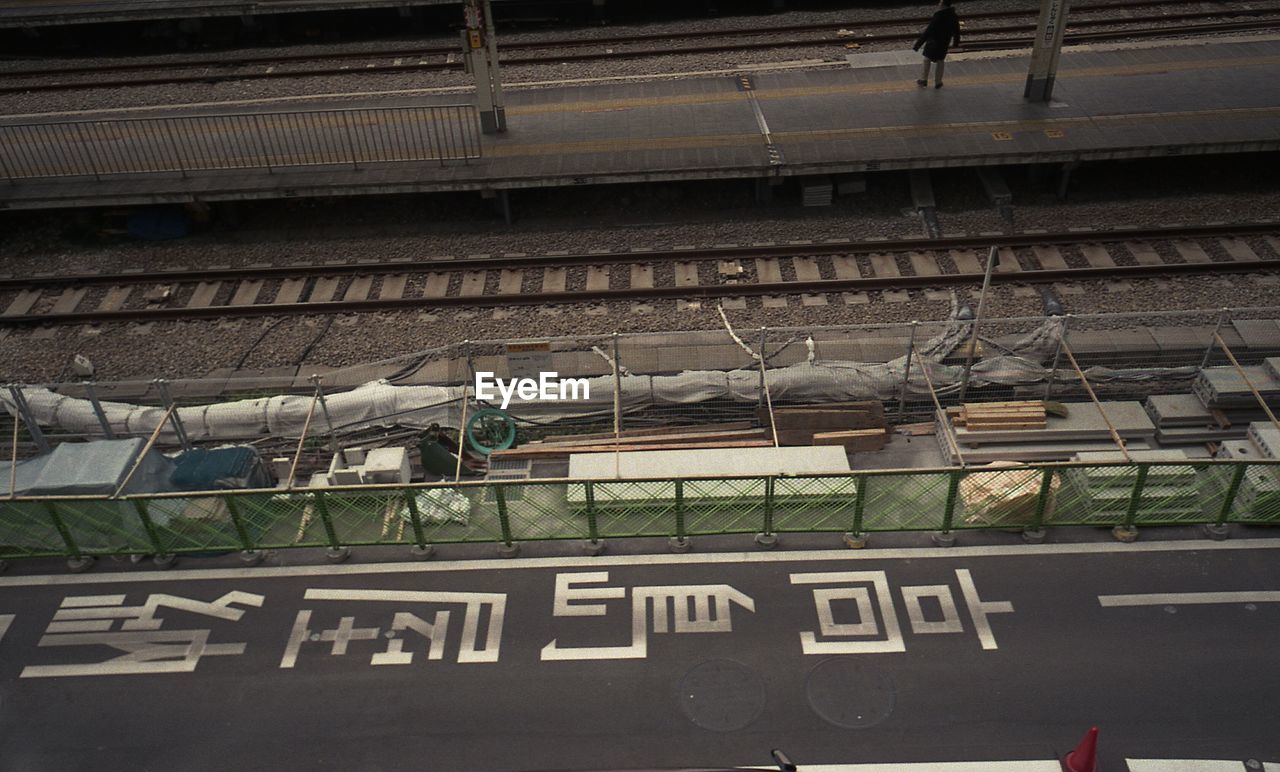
<box><xmin>464</xmin><ymin>0</ymin><xmax>506</xmax><ymax>134</ymax></box>
<box><xmin>1024</xmin><ymin>0</ymin><xmax>1071</xmax><ymax>103</ymax></box>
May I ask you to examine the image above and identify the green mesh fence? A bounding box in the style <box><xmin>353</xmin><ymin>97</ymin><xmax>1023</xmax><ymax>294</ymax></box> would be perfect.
<box><xmin>3</xmin><ymin>460</ymin><xmax>1279</xmax><ymax>562</ymax></box>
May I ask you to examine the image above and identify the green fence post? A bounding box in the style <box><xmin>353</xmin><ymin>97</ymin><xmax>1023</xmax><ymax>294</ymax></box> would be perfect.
<box><xmin>403</xmin><ymin>489</ymin><xmax>434</xmax><ymax>558</ymax></box>
<box><xmin>933</xmin><ymin>470</ymin><xmax>962</xmax><ymax>546</ymax></box>
<box><xmin>670</xmin><ymin>479</ymin><xmax>690</xmax><ymax>553</ymax></box>
<box><xmin>222</xmin><ymin>495</ymin><xmax>266</xmax><ymax>565</ymax></box>
<box><xmin>42</xmin><ymin>501</ymin><xmax>93</xmax><ymax>572</ymax></box>
<box><xmin>1023</xmin><ymin>468</ymin><xmax>1055</xmax><ymax>544</ymax></box>
<box><xmin>495</xmin><ymin>484</ymin><xmax>519</xmax><ymax>557</ymax></box>
<box><xmin>582</xmin><ymin>481</ymin><xmax>604</xmax><ymax>555</ymax></box>
<box><xmin>755</xmin><ymin>476</ymin><xmax>778</xmax><ymax>549</ymax></box>
<box><xmin>1205</xmin><ymin>463</ymin><xmax>1247</xmax><ymax>541</ymax></box>
<box><xmin>131</xmin><ymin>499</ymin><xmax>174</xmax><ymax>568</ymax></box>
<box><xmin>311</xmin><ymin>491</ymin><xmax>351</xmax><ymax>562</ymax></box>
<box><xmin>844</xmin><ymin>474</ymin><xmax>869</xmax><ymax>549</ymax></box>
<box><xmin>1114</xmin><ymin>463</ymin><xmax>1148</xmax><ymax>542</ymax></box>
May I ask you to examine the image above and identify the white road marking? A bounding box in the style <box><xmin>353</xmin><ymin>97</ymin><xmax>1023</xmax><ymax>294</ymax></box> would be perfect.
<box><xmin>2</xmin><ymin>539</ymin><xmax>1280</xmax><ymax>588</ymax></box>
<box><xmin>957</xmin><ymin>568</ymin><xmax>1015</xmax><ymax>650</ymax></box>
<box><xmin>0</xmin><ymin>614</ymin><xmax>13</xmax><ymax>643</ymax></box>
<box><xmin>1099</xmin><ymin>591</ymin><xmax>1280</xmax><ymax>607</ymax></box>
<box><xmin>1127</xmin><ymin>760</ymin><xmax>1275</xmax><ymax>771</ymax></box>
<box><xmin>744</xmin><ymin>762</ymin><xmax>1062</xmax><ymax>771</ymax></box>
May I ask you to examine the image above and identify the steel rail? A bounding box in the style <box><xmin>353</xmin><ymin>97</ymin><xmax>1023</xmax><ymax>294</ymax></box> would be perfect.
<box><xmin>0</xmin><ymin>0</ymin><xmax>1233</xmax><ymax>78</ymax></box>
<box><xmin>1</xmin><ymin>226</ymin><xmax>1276</xmax><ymax>327</ymax></box>
<box><xmin>3</xmin><ymin>4</ymin><xmax>1276</xmax><ymax>94</ymax></box>
<box><xmin>1</xmin><ymin>221</ymin><xmax>1273</xmax><ymax>293</ymax></box>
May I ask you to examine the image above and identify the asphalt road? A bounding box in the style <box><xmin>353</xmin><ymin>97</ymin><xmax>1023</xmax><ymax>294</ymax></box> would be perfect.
<box><xmin>2</xmin><ymin>540</ymin><xmax>1279</xmax><ymax>771</ymax></box>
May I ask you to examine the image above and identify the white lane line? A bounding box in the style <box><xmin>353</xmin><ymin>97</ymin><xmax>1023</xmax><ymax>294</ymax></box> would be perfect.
<box><xmin>1127</xmin><ymin>760</ymin><xmax>1273</xmax><ymax>771</ymax></box>
<box><xmin>0</xmin><ymin>61</ymin><xmax>851</xmax><ymax>122</ymax></box>
<box><xmin>1</xmin><ymin>539</ymin><xmax>1279</xmax><ymax>588</ymax></box>
<box><xmin>57</xmin><ymin>594</ymin><xmax>126</xmax><ymax>608</ymax></box>
<box><xmin>956</xmin><ymin>568</ymin><xmax>1014</xmax><ymax>650</ymax></box>
<box><xmin>744</xmin><ymin>762</ymin><xmax>1062</xmax><ymax>771</ymax></box>
<box><xmin>1100</xmin><ymin>591</ymin><xmax>1280</xmax><ymax>607</ymax></box>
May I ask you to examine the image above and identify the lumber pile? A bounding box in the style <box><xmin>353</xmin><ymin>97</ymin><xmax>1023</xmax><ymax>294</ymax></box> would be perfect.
<box><xmin>946</xmin><ymin>401</ymin><xmax>1047</xmax><ymax>431</ymax></box>
<box><xmin>763</xmin><ymin>401</ymin><xmax>889</xmax><ymax>451</ymax></box>
<box><xmin>935</xmin><ymin>400</ymin><xmax>1158</xmax><ymax>464</ymax></box>
<box><xmin>490</xmin><ymin>421</ymin><xmax>773</xmax><ymax>461</ymax></box>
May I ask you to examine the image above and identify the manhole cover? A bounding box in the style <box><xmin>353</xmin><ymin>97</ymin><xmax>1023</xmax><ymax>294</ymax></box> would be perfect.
<box><xmin>806</xmin><ymin>658</ymin><xmax>896</xmax><ymax>729</ymax></box>
<box><xmin>678</xmin><ymin>659</ymin><xmax>766</xmax><ymax>732</ymax></box>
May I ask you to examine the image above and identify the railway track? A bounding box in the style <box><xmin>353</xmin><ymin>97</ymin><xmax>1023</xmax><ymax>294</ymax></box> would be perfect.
<box><xmin>2</xmin><ymin>223</ymin><xmax>1277</xmax><ymax>328</ymax></box>
<box><xmin>3</xmin><ymin>0</ymin><xmax>1277</xmax><ymax>95</ymax></box>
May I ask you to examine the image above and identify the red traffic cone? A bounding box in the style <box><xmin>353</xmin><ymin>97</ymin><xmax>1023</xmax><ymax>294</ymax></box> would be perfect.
<box><xmin>1063</xmin><ymin>726</ymin><xmax>1099</xmax><ymax>772</ymax></box>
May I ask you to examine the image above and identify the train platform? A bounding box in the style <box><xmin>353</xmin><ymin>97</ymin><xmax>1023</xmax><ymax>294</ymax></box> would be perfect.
<box><xmin>0</xmin><ymin>0</ymin><xmax>461</xmax><ymax>29</ymax></box>
<box><xmin>2</xmin><ymin>35</ymin><xmax>1279</xmax><ymax>210</ymax></box>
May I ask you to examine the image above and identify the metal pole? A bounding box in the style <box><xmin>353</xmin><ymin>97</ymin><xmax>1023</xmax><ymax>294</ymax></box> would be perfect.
<box><xmin>759</xmin><ymin>327</ymin><xmax>780</xmax><ymax>448</ymax></box>
<box><xmin>112</xmin><ymin>403</ymin><xmax>174</xmax><ymax>498</ymax></box>
<box><xmin>153</xmin><ymin>379</ymin><xmax>191</xmax><ymax>450</ymax></box>
<box><xmin>613</xmin><ymin>332</ymin><xmax>623</xmax><ymax>480</ymax></box>
<box><xmin>1200</xmin><ymin>308</ymin><xmax>1229</xmax><ymax>370</ymax></box>
<box><xmin>482</xmin><ymin>0</ymin><xmax>506</xmax><ymax>131</ymax></box>
<box><xmin>1025</xmin><ymin>0</ymin><xmax>1072</xmax><ymax>103</ymax></box>
<box><xmin>897</xmin><ymin>321</ymin><xmax>919</xmax><ymax>418</ymax></box>
<box><xmin>83</xmin><ymin>381</ymin><xmax>115</xmax><ymax>439</ymax></box>
<box><xmin>308</xmin><ymin>375</ymin><xmax>345</xmax><ymax>467</ymax></box>
<box><xmin>1043</xmin><ymin>314</ymin><xmax>1071</xmax><ymax>401</ymax></box>
<box><xmin>6</xmin><ymin>385</ymin><xmax>50</xmax><ymax>454</ymax></box>
<box><xmin>286</xmin><ymin>392</ymin><xmax>320</xmax><ymax>490</ymax></box>
<box><xmin>958</xmin><ymin>246</ymin><xmax>998</xmax><ymax>403</ymax></box>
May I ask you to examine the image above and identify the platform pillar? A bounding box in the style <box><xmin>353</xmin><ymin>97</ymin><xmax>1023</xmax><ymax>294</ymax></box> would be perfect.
<box><xmin>464</xmin><ymin>0</ymin><xmax>506</xmax><ymax>134</ymax></box>
<box><xmin>1024</xmin><ymin>0</ymin><xmax>1071</xmax><ymax>103</ymax></box>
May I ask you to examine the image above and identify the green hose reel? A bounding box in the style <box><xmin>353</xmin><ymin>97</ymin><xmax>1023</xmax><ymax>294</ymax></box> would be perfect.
<box><xmin>465</xmin><ymin>408</ymin><xmax>517</xmax><ymax>456</ymax></box>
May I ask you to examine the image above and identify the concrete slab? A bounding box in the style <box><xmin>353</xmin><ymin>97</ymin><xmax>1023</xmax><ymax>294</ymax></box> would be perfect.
<box><xmin>424</xmin><ymin>273</ymin><xmax>451</xmax><ymax>298</ymax></box>
<box><xmin>542</xmin><ymin>268</ymin><xmax>567</xmax><ymax>294</ymax></box>
<box><xmin>379</xmin><ymin>274</ymin><xmax>408</xmax><ymax>300</ymax></box>
<box><xmin>1033</xmin><ymin>246</ymin><xmax>1068</xmax><ymax>270</ymax></box>
<box><xmin>763</xmin><ymin>296</ymin><xmax>789</xmax><ymax>308</ymax></box>
<box><xmin>496</xmin><ymin>269</ymin><xmax>523</xmax><ymax>295</ymax></box>
<box><xmin>831</xmin><ymin>256</ymin><xmax>861</xmax><ymax>280</ymax></box>
<box><xmin>185</xmin><ymin>282</ymin><xmax>219</xmax><ymax>308</ymax></box>
<box><xmin>586</xmin><ymin>266</ymin><xmax>610</xmax><ymax>292</ymax></box>
<box><xmin>1232</xmin><ymin>319</ymin><xmax>1280</xmax><ymax>350</ymax></box>
<box><xmin>459</xmin><ymin>271</ymin><xmax>487</xmax><ymax>297</ymax></box>
<box><xmin>1125</xmin><ymin>241</ymin><xmax>1163</xmax><ymax>266</ymax></box>
<box><xmin>276</xmin><ymin>278</ymin><xmax>307</xmax><ymax>305</ymax></box>
<box><xmin>801</xmin><ymin>293</ymin><xmax>829</xmax><ymax>306</ymax></box>
<box><xmin>674</xmin><ymin>262</ymin><xmax>700</xmax><ymax>288</ymax></box>
<box><xmin>309</xmin><ymin>277</ymin><xmax>341</xmax><ymax>303</ymax></box>
<box><xmin>1173</xmin><ymin>241</ymin><xmax>1212</xmax><ymax>264</ymax></box>
<box><xmin>756</xmin><ymin>258</ymin><xmax>784</xmax><ymax>284</ymax></box>
<box><xmin>72</xmin><ymin>289</ymin><xmax>117</xmax><ymax>318</ymax></box>
<box><xmin>792</xmin><ymin>257</ymin><xmax>822</xmax><ymax>282</ymax></box>
<box><xmin>996</xmin><ymin>248</ymin><xmax>1021</xmax><ymax>273</ymax></box>
<box><xmin>230</xmin><ymin>279</ymin><xmax>265</xmax><ymax>306</ymax></box>
<box><xmin>1080</xmin><ymin>245</ymin><xmax>1116</xmax><ymax>268</ymax></box>
<box><xmin>1220</xmin><ymin>238</ymin><xmax>1259</xmax><ymax>262</ymax></box>
<box><xmin>869</xmin><ymin>254</ymin><xmax>900</xmax><ymax>278</ymax></box>
<box><xmin>50</xmin><ymin>287</ymin><xmax>87</xmax><ymax>315</ymax></box>
<box><xmin>908</xmin><ymin>252</ymin><xmax>940</xmax><ymax>276</ymax></box>
<box><xmin>630</xmin><ymin>264</ymin><xmax>654</xmax><ymax>289</ymax></box>
<box><xmin>950</xmin><ymin>250</ymin><xmax>983</xmax><ymax>274</ymax></box>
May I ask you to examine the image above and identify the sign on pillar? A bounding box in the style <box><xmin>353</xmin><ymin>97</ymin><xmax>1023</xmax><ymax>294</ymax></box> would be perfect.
<box><xmin>1024</xmin><ymin>0</ymin><xmax>1071</xmax><ymax>103</ymax></box>
<box><xmin>465</xmin><ymin>0</ymin><xmax>506</xmax><ymax>133</ymax></box>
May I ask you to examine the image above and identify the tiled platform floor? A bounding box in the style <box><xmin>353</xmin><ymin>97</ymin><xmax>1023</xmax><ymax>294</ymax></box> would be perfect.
<box><xmin>3</xmin><ymin>35</ymin><xmax>1279</xmax><ymax>209</ymax></box>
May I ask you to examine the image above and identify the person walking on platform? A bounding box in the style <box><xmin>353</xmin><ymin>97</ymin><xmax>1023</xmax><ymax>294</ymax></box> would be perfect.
<box><xmin>913</xmin><ymin>0</ymin><xmax>962</xmax><ymax>89</ymax></box>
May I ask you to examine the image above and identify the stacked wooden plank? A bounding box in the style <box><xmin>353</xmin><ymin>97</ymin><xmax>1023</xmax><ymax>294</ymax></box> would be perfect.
<box><xmin>491</xmin><ymin>421</ymin><xmax>773</xmax><ymax>461</ymax></box>
<box><xmin>762</xmin><ymin>401</ymin><xmax>889</xmax><ymax>451</ymax></box>
<box><xmin>935</xmin><ymin>400</ymin><xmax>1158</xmax><ymax>464</ymax></box>
<box><xmin>947</xmin><ymin>401</ymin><xmax>1047</xmax><ymax>431</ymax></box>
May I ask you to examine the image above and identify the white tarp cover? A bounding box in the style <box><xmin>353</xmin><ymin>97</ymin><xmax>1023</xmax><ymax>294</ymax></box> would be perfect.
<box><xmin>2</xmin><ymin>318</ymin><xmax>1194</xmax><ymax>441</ymax></box>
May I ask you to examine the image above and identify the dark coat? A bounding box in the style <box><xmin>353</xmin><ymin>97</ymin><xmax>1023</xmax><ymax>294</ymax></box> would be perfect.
<box><xmin>914</xmin><ymin>6</ymin><xmax>961</xmax><ymax>61</ymax></box>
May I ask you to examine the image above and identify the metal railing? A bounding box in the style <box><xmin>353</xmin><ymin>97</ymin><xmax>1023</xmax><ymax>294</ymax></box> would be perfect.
<box><xmin>2</xmin><ymin>458</ymin><xmax>1277</xmax><ymax>565</ymax></box>
<box><xmin>0</xmin><ymin>104</ymin><xmax>482</xmax><ymax>182</ymax></box>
